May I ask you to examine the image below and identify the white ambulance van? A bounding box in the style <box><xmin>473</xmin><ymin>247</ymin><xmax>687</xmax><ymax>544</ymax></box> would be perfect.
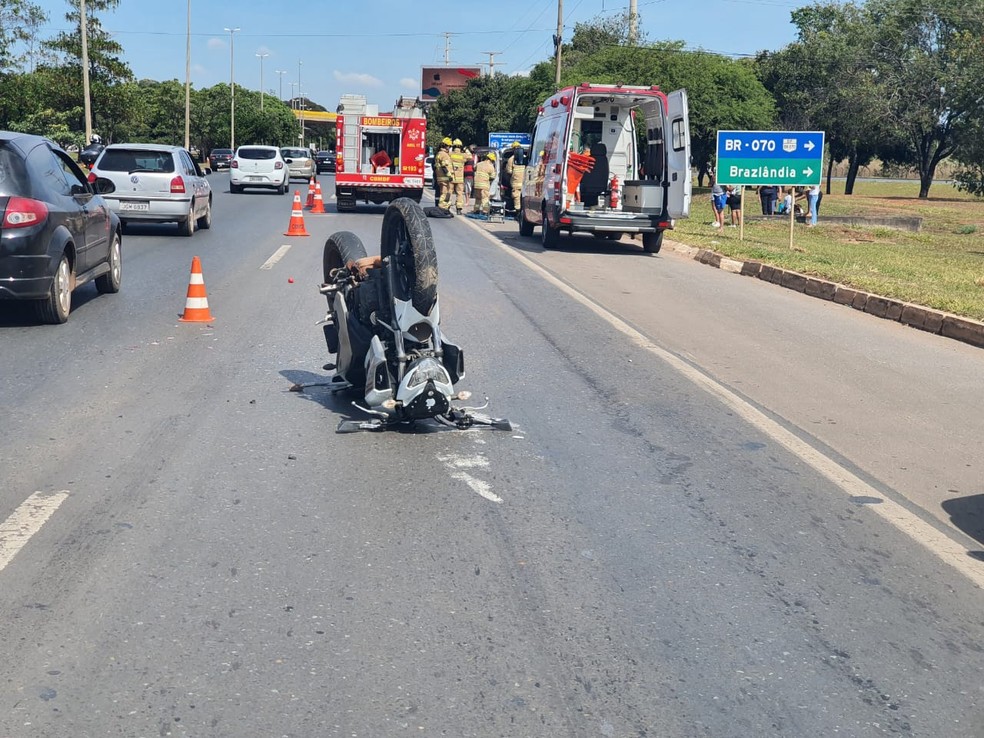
<box><xmin>518</xmin><ymin>83</ymin><xmax>691</xmax><ymax>253</ymax></box>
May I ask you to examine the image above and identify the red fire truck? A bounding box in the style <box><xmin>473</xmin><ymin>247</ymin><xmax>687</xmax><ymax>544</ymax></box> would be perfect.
<box><xmin>334</xmin><ymin>95</ymin><xmax>427</xmax><ymax>212</ymax></box>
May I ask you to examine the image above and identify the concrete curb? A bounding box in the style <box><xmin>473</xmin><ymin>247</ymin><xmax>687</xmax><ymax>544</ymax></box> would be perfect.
<box><xmin>667</xmin><ymin>239</ymin><xmax>984</xmax><ymax>350</ymax></box>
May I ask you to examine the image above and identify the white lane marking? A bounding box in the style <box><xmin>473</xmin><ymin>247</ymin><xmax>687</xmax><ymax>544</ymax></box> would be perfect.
<box><xmin>0</xmin><ymin>490</ymin><xmax>69</xmax><ymax>573</ymax></box>
<box><xmin>260</xmin><ymin>245</ymin><xmax>292</xmax><ymax>270</ymax></box>
<box><xmin>462</xmin><ymin>219</ymin><xmax>984</xmax><ymax>589</ymax></box>
<box><xmin>438</xmin><ymin>454</ymin><xmax>501</xmax><ymax>503</ymax></box>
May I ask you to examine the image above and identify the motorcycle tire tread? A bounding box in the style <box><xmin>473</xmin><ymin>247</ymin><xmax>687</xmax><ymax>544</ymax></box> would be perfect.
<box><xmin>380</xmin><ymin>198</ymin><xmax>438</xmax><ymax>316</ymax></box>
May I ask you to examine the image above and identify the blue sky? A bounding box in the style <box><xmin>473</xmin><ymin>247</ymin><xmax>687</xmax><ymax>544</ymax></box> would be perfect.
<box><xmin>34</xmin><ymin>0</ymin><xmax>810</xmax><ymax>111</ymax></box>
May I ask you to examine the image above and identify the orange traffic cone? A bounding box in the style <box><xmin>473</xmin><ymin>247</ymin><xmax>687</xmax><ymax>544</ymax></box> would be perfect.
<box><xmin>284</xmin><ymin>191</ymin><xmax>310</xmax><ymax>236</ymax></box>
<box><xmin>178</xmin><ymin>256</ymin><xmax>215</xmax><ymax>322</ymax></box>
<box><xmin>311</xmin><ymin>180</ymin><xmax>326</xmax><ymax>214</ymax></box>
<box><xmin>305</xmin><ymin>176</ymin><xmax>316</xmax><ymax>208</ymax></box>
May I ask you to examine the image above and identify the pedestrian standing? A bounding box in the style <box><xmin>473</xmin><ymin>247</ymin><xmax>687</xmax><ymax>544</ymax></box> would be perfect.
<box><xmin>472</xmin><ymin>152</ymin><xmax>496</xmax><ymax>215</ymax></box>
<box><xmin>710</xmin><ymin>175</ymin><xmax>726</xmax><ymax>228</ymax></box>
<box><xmin>758</xmin><ymin>184</ymin><xmax>777</xmax><ymax>215</ymax></box>
<box><xmin>806</xmin><ymin>184</ymin><xmax>820</xmax><ymax>226</ymax></box>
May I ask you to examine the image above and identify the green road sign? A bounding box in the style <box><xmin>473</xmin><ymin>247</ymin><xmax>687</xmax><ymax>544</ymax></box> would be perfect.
<box><xmin>716</xmin><ymin>130</ymin><xmax>824</xmax><ymax>186</ymax></box>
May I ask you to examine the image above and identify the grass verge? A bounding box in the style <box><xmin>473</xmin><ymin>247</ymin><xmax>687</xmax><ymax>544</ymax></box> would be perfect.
<box><xmin>671</xmin><ymin>180</ymin><xmax>984</xmax><ymax>321</ymax></box>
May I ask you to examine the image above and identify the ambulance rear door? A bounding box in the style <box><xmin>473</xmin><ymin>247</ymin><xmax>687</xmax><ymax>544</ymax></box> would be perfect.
<box><xmin>665</xmin><ymin>88</ymin><xmax>691</xmax><ymax>219</ymax></box>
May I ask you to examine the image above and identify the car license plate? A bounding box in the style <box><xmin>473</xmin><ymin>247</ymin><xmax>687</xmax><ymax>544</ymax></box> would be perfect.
<box><xmin>404</xmin><ymin>177</ymin><xmax>423</xmax><ymax>187</ymax></box>
<box><xmin>120</xmin><ymin>201</ymin><xmax>149</xmax><ymax>211</ymax></box>
<box><xmin>248</xmin><ymin>175</ymin><xmax>263</xmax><ymax>181</ymax></box>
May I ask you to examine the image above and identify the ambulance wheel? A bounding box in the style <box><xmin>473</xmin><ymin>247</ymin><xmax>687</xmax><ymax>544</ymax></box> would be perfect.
<box><xmin>519</xmin><ymin>212</ymin><xmax>535</xmax><ymax>238</ymax></box>
<box><xmin>380</xmin><ymin>198</ymin><xmax>438</xmax><ymax>315</ymax></box>
<box><xmin>323</xmin><ymin>231</ymin><xmax>368</xmax><ymax>284</ymax></box>
<box><xmin>643</xmin><ymin>231</ymin><xmax>664</xmax><ymax>254</ymax></box>
<box><xmin>541</xmin><ymin>211</ymin><xmax>559</xmax><ymax>249</ymax></box>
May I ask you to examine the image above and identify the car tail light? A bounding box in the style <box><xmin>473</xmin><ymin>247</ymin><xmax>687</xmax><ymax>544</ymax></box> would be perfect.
<box><xmin>275</xmin><ymin>161</ymin><xmax>284</xmax><ymax>170</ymax></box>
<box><xmin>87</xmin><ymin>171</ymin><xmax>97</xmax><ymax>183</ymax></box>
<box><xmin>231</xmin><ymin>160</ymin><xmax>239</xmax><ymax>168</ymax></box>
<box><xmin>2</xmin><ymin>197</ymin><xmax>49</xmax><ymax>229</ymax></box>
<box><xmin>170</xmin><ymin>176</ymin><xmax>186</xmax><ymax>194</ymax></box>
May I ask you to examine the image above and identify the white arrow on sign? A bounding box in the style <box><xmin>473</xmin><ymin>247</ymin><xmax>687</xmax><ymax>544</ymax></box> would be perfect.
<box><xmin>804</xmin><ymin>140</ymin><xmax>815</xmax><ymax>152</ymax></box>
<box><xmin>802</xmin><ymin>167</ymin><xmax>814</xmax><ymax>178</ymax></box>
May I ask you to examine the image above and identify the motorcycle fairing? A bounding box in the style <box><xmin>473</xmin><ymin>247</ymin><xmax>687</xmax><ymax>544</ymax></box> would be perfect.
<box><xmin>364</xmin><ymin>335</ymin><xmax>394</xmax><ymax>407</ymax></box>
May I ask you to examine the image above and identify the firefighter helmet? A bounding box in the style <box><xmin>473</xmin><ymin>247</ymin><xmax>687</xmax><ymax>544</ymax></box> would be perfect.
<box><xmin>441</xmin><ymin>136</ymin><xmax>452</xmax><ymax>147</ymax></box>
<box><xmin>487</xmin><ymin>152</ymin><xmax>496</xmax><ymax>161</ymax></box>
<box><xmin>511</xmin><ymin>141</ymin><xmax>520</xmax><ymax>148</ymax></box>
<box><xmin>453</xmin><ymin>138</ymin><xmax>462</xmax><ymax>147</ymax></box>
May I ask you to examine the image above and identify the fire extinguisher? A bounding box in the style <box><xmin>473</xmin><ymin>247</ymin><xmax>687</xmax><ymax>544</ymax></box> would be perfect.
<box><xmin>609</xmin><ymin>175</ymin><xmax>620</xmax><ymax>209</ymax></box>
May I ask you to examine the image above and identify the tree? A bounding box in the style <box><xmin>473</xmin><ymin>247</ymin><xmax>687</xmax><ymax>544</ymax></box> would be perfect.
<box><xmin>757</xmin><ymin>2</ymin><xmax>896</xmax><ymax>195</ymax></box>
<box><xmin>0</xmin><ymin>0</ymin><xmax>46</xmax><ymax>71</ymax></box>
<box><xmin>865</xmin><ymin>0</ymin><xmax>984</xmax><ymax>197</ymax></box>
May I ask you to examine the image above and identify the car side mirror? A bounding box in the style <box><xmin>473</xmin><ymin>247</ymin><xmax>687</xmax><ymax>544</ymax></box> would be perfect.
<box><xmin>71</xmin><ymin>183</ymin><xmax>92</xmax><ymax>197</ymax></box>
<box><xmin>91</xmin><ymin>177</ymin><xmax>116</xmax><ymax>195</ymax></box>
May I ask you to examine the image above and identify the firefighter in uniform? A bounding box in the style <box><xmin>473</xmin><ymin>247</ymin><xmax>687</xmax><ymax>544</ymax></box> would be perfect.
<box><xmin>435</xmin><ymin>137</ymin><xmax>454</xmax><ymax>213</ymax></box>
<box><xmin>450</xmin><ymin>138</ymin><xmax>466</xmax><ymax>214</ymax></box>
<box><xmin>472</xmin><ymin>152</ymin><xmax>496</xmax><ymax>216</ymax></box>
<box><xmin>504</xmin><ymin>141</ymin><xmax>527</xmax><ymax>217</ymax></box>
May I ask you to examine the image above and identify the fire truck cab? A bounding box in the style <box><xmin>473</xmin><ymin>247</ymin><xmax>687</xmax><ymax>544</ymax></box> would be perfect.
<box><xmin>518</xmin><ymin>83</ymin><xmax>691</xmax><ymax>253</ymax></box>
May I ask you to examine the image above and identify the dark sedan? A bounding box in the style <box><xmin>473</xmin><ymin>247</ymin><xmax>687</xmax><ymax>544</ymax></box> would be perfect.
<box><xmin>315</xmin><ymin>150</ymin><xmax>336</xmax><ymax>174</ymax></box>
<box><xmin>209</xmin><ymin>148</ymin><xmax>234</xmax><ymax>170</ymax></box>
<box><xmin>0</xmin><ymin>131</ymin><xmax>122</xmax><ymax>324</ymax></box>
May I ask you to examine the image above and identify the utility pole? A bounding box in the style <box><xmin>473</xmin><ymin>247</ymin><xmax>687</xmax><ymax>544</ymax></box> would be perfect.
<box><xmin>553</xmin><ymin>0</ymin><xmax>563</xmax><ymax>87</ymax></box>
<box><xmin>629</xmin><ymin>0</ymin><xmax>638</xmax><ymax>45</ymax></box>
<box><xmin>444</xmin><ymin>32</ymin><xmax>452</xmax><ymax>64</ymax></box>
<box><xmin>80</xmin><ymin>0</ymin><xmax>92</xmax><ymax>145</ymax></box>
<box><xmin>224</xmin><ymin>27</ymin><xmax>239</xmax><ymax>149</ymax></box>
<box><xmin>480</xmin><ymin>51</ymin><xmax>502</xmax><ymax>76</ymax></box>
<box><xmin>184</xmin><ymin>0</ymin><xmax>191</xmax><ymax>150</ymax></box>
<box><xmin>256</xmin><ymin>52</ymin><xmax>268</xmax><ymax>110</ymax></box>
<box><xmin>276</xmin><ymin>70</ymin><xmax>287</xmax><ymax>101</ymax></box>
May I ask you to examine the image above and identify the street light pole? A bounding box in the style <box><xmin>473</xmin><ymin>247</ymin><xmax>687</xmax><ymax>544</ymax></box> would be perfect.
<box><xmin>224</xmin><ymin>26</ymin><xmax>240</xmax><ymax>149</ymax></box>
<box><xmin>256</xmin><ymin>52</ymin><xmax>268</xmax><ymax>110</ymax></box>
<box><xmin>298</xmin><ymin>60</ymin><xmax>304</xmax><ymax>147</ymax></box>
<box><xmin>184</xmin><ymin>0</ymin><xmax>191</xmax><ymax>150</ymax></box>
<box><xmin>80</xmin><ymin>0</ymin><xmax>92</xmax><ymax>145</ymax></box>
<box><xmin>276</xmin><ymin>70</ymin><xmax>287</xmax><ymax>101</ymax></box>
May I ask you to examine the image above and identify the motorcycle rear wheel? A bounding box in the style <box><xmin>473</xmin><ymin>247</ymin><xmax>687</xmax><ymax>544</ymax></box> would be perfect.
<box><xmin>380</xmin><ymin>198</ymin><xmax>438</xmax><ymax>315</ymax></box>
<box><xmin>323</xmin><ymin>231</ymin><xmax>368</xmax><ymax>284</ymax></box>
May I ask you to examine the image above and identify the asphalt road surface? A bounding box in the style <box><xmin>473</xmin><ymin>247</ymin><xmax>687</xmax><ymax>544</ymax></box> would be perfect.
<box><xmin>1</xmin><ymin>173</ymin><xmax>982</xmax><ymax>737</ymax></box>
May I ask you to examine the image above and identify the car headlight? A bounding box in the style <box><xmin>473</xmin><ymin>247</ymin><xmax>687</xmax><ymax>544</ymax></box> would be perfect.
<box><xmin>406</xmin><ymin>358</ymin><xmax>450</xmax><ymax>388</ymax></box>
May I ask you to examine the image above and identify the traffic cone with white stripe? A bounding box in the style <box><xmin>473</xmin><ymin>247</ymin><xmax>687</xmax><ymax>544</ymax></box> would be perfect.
<box><xmin>284</xmin><ymin>191</ymin><xmax>310</xmax><ymax>236</ymax></box>
<box><xmin>178</xmin><ymin>256</ymin><xmax>215</xmax><ymax>322</ymax></box>
<box><xmin>311</xmin><ymin>180</ymin><xmax>326</xmax><ymax>214</ymax></box>
<box><xmin>305</xmin><ymin>176</ymin><xmax>316</xmax><ymax>208</ymax></box>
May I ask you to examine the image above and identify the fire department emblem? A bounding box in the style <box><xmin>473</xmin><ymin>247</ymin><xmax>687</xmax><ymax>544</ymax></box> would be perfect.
<box><xmin>782</xmin><ymin>138</ymin><xmax>798</xmax><ymax>153</ymax></box>
<box><xmin>407</xmin><ymin>129</ymin><xmax>420</xmax><ymax>142</ymax></box>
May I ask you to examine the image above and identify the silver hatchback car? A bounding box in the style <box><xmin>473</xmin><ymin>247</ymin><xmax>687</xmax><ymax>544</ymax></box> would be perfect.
<box><xmin>89</xmin><ymin>143</ymin><xmax>212</xmax><ymax>236</ymax></box>
<box><xmin>281</xmin><ymin>147</ymin><xmax>316</xmax><ymax>181</ymax></box>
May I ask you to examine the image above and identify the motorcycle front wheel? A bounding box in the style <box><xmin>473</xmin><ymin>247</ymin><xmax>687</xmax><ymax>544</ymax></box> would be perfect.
<box><xmin>380</xmin><ymin>198</ymin><xmax>438</xmax><ymax>316</ymax></box>
<box><xmin>323</xmin><ymin>231</ymin><xmax>368</xmax><ymax>284</ymax></box>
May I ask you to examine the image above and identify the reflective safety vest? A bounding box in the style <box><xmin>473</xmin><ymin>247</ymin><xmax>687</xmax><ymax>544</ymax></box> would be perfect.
<box><xmin>435</xmin><ymin>149</ymin><xmax>453</xmax><ymax>180</ymax></box>
<box><xmin>474</xmin><ymin>160</ymin><xmax>496</xmax><ymax>189</ymax></box>
<box><xmin>450</xmin><ymin>148</ymin><xmax>465</xmax><ymax>183</ymax></box>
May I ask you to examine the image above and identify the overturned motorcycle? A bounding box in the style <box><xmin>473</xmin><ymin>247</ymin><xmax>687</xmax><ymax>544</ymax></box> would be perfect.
<box><xmin>305</xmin><ymin>198</ymin><xmax>511</xmax><ymax>433</ymax></box>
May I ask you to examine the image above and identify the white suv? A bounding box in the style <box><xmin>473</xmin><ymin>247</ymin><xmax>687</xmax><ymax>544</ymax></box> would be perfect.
<box><xmin>230</xmin><ymin>145</ymin><xmax>288</xmax><ymax>194</ymax></box>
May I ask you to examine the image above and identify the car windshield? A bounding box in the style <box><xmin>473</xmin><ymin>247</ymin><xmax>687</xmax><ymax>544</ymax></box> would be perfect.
<box><xmin>282</xmin><ymin>149</ymin><xmax>308</xmax><ymax>159</ymax></box>
<box><xmin>99</xmin><ymin>149</ymin><xmax>175</xmax><ymax>173</ymax></box>
<box><xmin>212</xmin><ymin>149</ymin><xmax>232</xmax><ymax>156</ymax></box>
<box><xmin>238</xmin><ymin>148</ymin><xmax>277</xmax><ymax>160</ymax></box>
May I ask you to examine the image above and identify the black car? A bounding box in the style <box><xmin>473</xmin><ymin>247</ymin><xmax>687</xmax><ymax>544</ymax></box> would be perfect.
<box><xmin>78</xmin><ymin>141</ymin><xmax>105</xmax><ymax>168</ymax></box>
<box><xmin>315</xmin><ymin>150</ymin><xmax>336</xmax><ymax>173</ymax></box>
<box><xmin>209</xmin><ymin>148</ymin><xmax>234</xmax><ymax>170</ymax></box>
<box><xmin>0</xmin><ymin>131</ymin><xmax>122</xmax><ymax>324</ymax></box>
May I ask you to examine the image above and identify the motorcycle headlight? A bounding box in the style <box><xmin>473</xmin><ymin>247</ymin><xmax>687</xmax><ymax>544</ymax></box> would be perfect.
<box><xmin>406</xmin><ymin>358</ymin><xmax>450</xmax><ymax>388</ymax></box>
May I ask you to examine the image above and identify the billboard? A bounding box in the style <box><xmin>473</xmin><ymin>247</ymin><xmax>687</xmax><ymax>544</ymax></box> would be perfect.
<box><xmin>421</xmin><ymin>66</ymin><xmax>482</xmax><ymax>102</ymax></box>
<box><xmin>488</xmin><ymin>132</ymin><xmax>532</xmax><ymax>152</ymax></box>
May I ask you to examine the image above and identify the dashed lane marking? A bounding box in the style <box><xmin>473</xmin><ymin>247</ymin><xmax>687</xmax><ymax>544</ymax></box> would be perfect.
<box><xmin>0</xmin><ymin>490</ymin><xmax>70</xmax><ymax>573</ymax></box>
<box><xmin>260</xmin><ymin>245</ymin><xmax>292</xmax><ymax>270</ymax></box>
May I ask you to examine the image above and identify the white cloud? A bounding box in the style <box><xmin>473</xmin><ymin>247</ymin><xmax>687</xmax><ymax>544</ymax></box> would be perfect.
<box><xmin>333</xmin><ymin>70</ymin><xmax>383</xmax><ymax>87</ymax></box>
<box><xmin>207</xmin><ymin>38</ymin><xmax>225</xmax><ymax>50</ymax></box>
<box><xmin>399</xmin><ymin>77</ymin><xmax>418</xmax><ymax>90</ymax></box>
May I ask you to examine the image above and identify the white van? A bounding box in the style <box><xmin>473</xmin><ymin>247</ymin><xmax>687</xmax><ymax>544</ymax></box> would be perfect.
<box><xmin>518</xmin><ymin>83</ymin><xmax>691</xmax><ymax>253</ymax></box>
